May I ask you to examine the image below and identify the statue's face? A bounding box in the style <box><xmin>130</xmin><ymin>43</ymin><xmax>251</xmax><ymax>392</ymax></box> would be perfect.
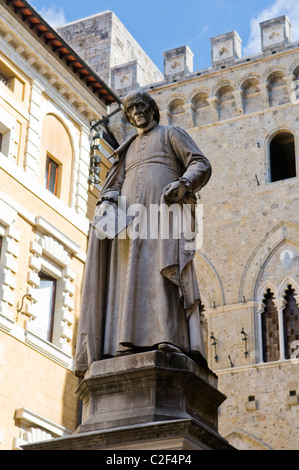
<box><xmin>124</xmin><ymin>94</ymin><xmax>154</xmax><ymax>128</ymax></box>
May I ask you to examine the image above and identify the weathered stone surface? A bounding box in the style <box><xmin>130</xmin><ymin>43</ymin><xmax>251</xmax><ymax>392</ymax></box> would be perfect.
<box><xmin>22</xmin><ymin>351</ymin><xmax>233</xmax><ymax>450</ymax></box>
<box><xmin>22</xmin><ymin>419</ymin><xmax>234</xmax><ymax>450</ymax></box>
<box><xmin>57</xmin><ymin>12</ymin><xmax>163</xmax><ymax>89</ymax></box>
<box><xmin>75</xmin><ymin>351</ymin><xmax>224</xmax><ymax>434</ymax></box>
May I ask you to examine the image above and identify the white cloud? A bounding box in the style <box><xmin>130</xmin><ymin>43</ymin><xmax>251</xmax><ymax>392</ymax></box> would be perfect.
<box><xmin>38</xmin><ymin>4</ymin><xmax>67</xmax><ymax>28</ymax></box>
<box><xmin>244</xmin><ymin>0</ymin><xmax>299</xmax><ymax>56</ymax></box>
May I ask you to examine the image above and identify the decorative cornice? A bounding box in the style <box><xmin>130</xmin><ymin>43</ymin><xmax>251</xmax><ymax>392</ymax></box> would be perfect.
<box><xmin>0</xmin><ymin>18</ymin><xmax>94</xmax><ymax>121</ymax></box>
<box><xmin>3</xmin><ymin>0</ymin><xmax>120</xmax><ymax>106</ymax></box>
<box><xmin>0</xmin><ymin>3</ymin><xmax>123</xmax><ymax>124</ymax></box>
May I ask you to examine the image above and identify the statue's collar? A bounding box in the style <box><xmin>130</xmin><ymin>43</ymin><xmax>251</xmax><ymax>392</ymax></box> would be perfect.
<box><xmin>136</xmin><ymin>120</ymin><xmax>158</xmax><ymax>135</ymax></box>
<box><xmin>113</xmin><ymin>121</ymin><xmax>158</xmax><ymax>162</ymax></box>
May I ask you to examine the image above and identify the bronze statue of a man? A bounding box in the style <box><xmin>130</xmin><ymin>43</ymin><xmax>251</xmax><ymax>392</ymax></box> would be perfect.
<box><xmin>75</xmin><ymin>90</ymin><xmax>212</xmax><ymax>378</ymax></box>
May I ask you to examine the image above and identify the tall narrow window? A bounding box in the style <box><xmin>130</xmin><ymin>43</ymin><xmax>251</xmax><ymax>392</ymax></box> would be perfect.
<box><xmin>283</xmin><ymin>285</ymin><xmax>299</xmax><ymax>359</ymax></box>
<box><xmin>33</xmin><ymin>272</ymin><xmax>56</xmax><ymax>342</ymax></box>
<box><xmin>261</xmin><ymin>289</ymin><xmax>280</xmax><ymax>362</ymax></box>
<box><xmin>270</xmin><ymin>132</ymin><xmax>296</xmax><ymax>182</ymax></box>
<box><xmin>40</xmin><ymin>114</ymin><xmax>73</xmax><ymax>205</ymax></box>
<box><xmin>0</xmin><ymin>236</ymin><xmax>2</xmax><ymax>257</ymax></box>
<box><xmin>45</xmin><ymin>156</ymin><xmax>59</xmax><ymax>196</ymax></box>
<box><xmin>0</xmin><ymin>133</ymin><xmax>3</xmax><ymax>153</ymax></box>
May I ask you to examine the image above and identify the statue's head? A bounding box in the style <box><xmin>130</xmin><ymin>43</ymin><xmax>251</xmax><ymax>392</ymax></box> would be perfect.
<box><xmin>123</xmin><ymin>90</ymin><xmax>160</xmax><ymax>128</ymax></box>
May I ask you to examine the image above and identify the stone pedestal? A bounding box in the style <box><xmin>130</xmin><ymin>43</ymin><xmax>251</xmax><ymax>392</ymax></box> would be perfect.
<box><xmin>22</xmin><ymin>351</ymin><xmax>234</xmax><ymax>450</ymax></box>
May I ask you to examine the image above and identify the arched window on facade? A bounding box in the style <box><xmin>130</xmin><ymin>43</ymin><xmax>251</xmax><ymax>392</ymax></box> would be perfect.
<box><xmin>241</xmin><ymin>77</ymin><xmax>261</xmax><ymax>114</ymax></box>
<box><xmin>167</xmin><ymin>98</ymin><xmax>187</xmax><ymax>127</ymax></box>
<box><xmin>191</xmin><ymin>92</ymin><xmax>210</xmax><ymax>127</ymax></box>
<box><xmin>216</xmin><ymin>85</ymin><xmax>236</xmax><ymax>120</ymax></box>
<box><xmin>283</xmin><ymin>285</ymin><xmax>299</xmax><ymax>359</ymax></box>
<box><xmin>269</xmin><ymin>131</ymin><xmax>296</xmax><ymax>182</ymax></box>
<box><xmin>168</xmin><ymin>98</ymin><xmax>185</xmax><ymax>116</ymax></box>
<box><xmin>267</xmin><ymin>70</ymin><xmax>289</xmax><ymax>107</ymax></box>
<box><xmin>39</xmin><ymin>114</ymin><xmax>74</xmax><ymax>205</ymax></box>
<box><xmin>261</xmin><ymin>289</ymin><xmax>280</xmax><ymax>362</ymax></box>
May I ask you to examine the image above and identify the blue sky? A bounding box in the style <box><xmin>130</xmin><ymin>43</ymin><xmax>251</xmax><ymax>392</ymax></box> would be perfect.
<box><xmin>28</xmin><ymin>0</ymin><xmax>299</xmax><ymax>72</ymax></box>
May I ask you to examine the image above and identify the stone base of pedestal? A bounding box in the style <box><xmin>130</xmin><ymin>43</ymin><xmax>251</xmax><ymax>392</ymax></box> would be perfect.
<box><xmin>22</xmin><ymin>351</ymin><xmax>234</xmax><ymax>450</ymax></box>
<box><xmin>22</xmin><ymin>418</ymin><xmax>233</xmax><ymax>450</ymax></box>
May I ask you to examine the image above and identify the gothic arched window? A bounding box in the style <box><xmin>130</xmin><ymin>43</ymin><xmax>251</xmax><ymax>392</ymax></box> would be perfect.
<box><xmin>283</xmin><ymin>285</ymin><xmax>299</xmax><ymax>359</ymax></box>
<box><xmin>269</xmin><ymin>131</ymin><xmax>296</xmax><ymax>182</ymax></box>
<box><xmin>261</xmin><ymin>289</ymin><xmax>280</xmax><ymax>362</ymax></box>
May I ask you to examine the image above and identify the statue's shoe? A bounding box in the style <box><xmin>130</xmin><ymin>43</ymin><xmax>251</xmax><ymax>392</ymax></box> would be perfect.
<box><xmin>157</xmin><ymin>343</ymin><xmax>183</xmax><ymax>353</ymax></box>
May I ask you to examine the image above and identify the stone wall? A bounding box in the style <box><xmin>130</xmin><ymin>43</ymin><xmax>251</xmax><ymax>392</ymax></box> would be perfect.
<box><xmin>108</xmin><ymin>15</ymin><xmax>299</xmax><ymax>450</ymax></box>
<box><xmin>218</xmin><ymin>361</ymin><xmax>299</xmax><ymax>450</ymax></box>
<box><xmin>58</xmin><ymin>12</ymin><xmax>163</xmax><ymax>90</ymax></box>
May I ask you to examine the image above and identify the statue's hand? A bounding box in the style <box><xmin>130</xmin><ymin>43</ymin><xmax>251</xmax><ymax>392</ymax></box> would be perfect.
<box><xmin>162</xmin><ymin>181</ymin><xmax>188</xmax><ymax>203</ymax></box>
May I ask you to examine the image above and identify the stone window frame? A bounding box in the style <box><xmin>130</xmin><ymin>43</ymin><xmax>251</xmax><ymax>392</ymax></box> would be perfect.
<box><xmin>45</xmin><ymin>154</ymin><xmax>60</xmax><ymax>196</ymax></box>
<box><xmin>25</xmin><ymin>224</ymin><xmax>76</xmax><ymax>359</ymax></box>
<box><xmin>0</xmin><ymin>57</ymin><xmax>26</xmax><ymax>103</ymax></box>
<box><xmin>0</xmin><ymin>106</ymin><xmax>16</xmax><ymax>160</ymax></box>
<box><xmin>283</xmin><ymin>285</ymin><xmax>299</xmax><ymax>359</ymax></box>
<box><xmin>268</xmin><ymin>129</ymin><xmax>297</xmax><ymax>183</ymax></box>
<box><xmin>260</xmin><ymin>288</ymin><xmax>280</xmax><ymax>362</ymax></box>
<box><xmin>256</xmin><ymin>278</ymin><xmax>299</xmax><ymax>363</ymax></box>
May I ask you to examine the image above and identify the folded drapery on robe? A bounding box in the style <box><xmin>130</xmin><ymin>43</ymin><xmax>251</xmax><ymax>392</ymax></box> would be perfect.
<box><xmin>75</xmin><ymin>123</ymin><xmax>211</xmax><ymax>377</ymax></box>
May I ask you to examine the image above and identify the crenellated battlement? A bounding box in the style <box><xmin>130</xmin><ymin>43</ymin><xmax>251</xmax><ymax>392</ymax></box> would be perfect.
<box><xmin>58</xmin><ymin>13</ymin><xmax>299</xmax><ymax>96</ymax></box>
<box><xmin>160</xmin><ymin>15</ymin><xmax>297</xmax><ymax>84</ymax></box>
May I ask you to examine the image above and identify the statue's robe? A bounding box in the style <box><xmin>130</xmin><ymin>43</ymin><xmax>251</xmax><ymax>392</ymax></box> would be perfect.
<box><xmin>75</xmin><ymin>121</ymin><xmax>212</xmax><ymax>377</ymax></box>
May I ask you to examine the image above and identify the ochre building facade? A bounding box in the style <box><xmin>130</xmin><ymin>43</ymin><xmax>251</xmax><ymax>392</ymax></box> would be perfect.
<box><xmin>0</xmin><ymin>0</ymin><xmax>119</xmax><ymax>449</ymax></box>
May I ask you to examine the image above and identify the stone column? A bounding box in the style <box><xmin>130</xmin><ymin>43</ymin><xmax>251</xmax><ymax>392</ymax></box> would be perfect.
<box><xmin>232</xmin><ymin>90</ymin><xmax>244</xmax><ymax>115</ymax></box>
<box><xmin>256</xmin><ymin>302</ymin><xmax>265</xmax><ymax>363</ymax></box>
<box><xmin>159</xmin><ymin>109</ymin><xmax>170</xmax><ymax>126</ymax></box>
<box><xmin>274</xmin><ymin>298</ymin><xmax>287</xmax><ymax>361</ymax></box>
<box><xmin>258</xmin><ymin>83</ymin><xmax>270</xmax><ymax>108</ymax></box>
<box><xmin>183</xmin><ymin>102</ymin><xmax>195</xmax><ymax>128</ymax></box>
<box><xmin>207</xmin><ymin>96</ymin><xmax>219</xmax><ymax>122</ymax></box>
